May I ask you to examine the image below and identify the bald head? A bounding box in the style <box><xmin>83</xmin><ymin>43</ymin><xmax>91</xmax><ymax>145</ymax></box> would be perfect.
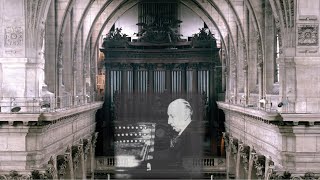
<box><xmin>167</xmin><ymin>99</ymin><xmax>193</xmax><ymax>133</ymax></box>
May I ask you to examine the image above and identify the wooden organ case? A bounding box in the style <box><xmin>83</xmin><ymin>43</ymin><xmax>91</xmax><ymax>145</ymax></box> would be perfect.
<box><xmin>97</xmin><ymin>1</ymin><xmax>223</xmax><ymax>177</ymax></box>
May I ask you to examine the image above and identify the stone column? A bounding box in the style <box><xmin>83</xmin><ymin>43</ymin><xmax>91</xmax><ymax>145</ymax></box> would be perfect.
<box><xmin>258</xmin><ymin>62</ymin><xmax>264</xmax><ymax>107</ymax></box>
<box><xmin>79</xmin><ymin>141</ymin><xmax>86</xmax><ymax>179</ymax></box>
<box><xmin>57</xmin><ymin>37</ymin><xmax>64</xmax><ymax>98</ymax></box>
<box><xmin>265</xmin><ymin>159</ymin><xmax>275</xmax><ymax>180</ymax></box>
<box><xmin>253</xmin><ymin>154</ymin><xmax>265</xmax><ymax>180</ymax></box>
<box><xmin>225</xmin><ymin>67</ymin><xmax>230</xmax><ymax>102</ymax></box>
<box><xmin>235</xmin><ymin>142</ymin><xmax>243</xmax><ymax>179</ymax></box>
<box><xmin>72</xmin><ymin>144</ymin><xmax>83</xmax><ymax>179</ymax></box>
<box><xmin>241</xmin><ymin>144</ymin><xmax>251</xmax><ymax>177</ymax></box>
<box><xmin>57</xmin><ymin>149</ymin><xmax>73</xmax><ymax>179</ymax></box>
<box><xmin>248</xmin><ymin>148</ymin><xmax>256</xmax><ymax>180</ymax></box>
<box><xmin>66</xmin><ymin>147</ymin><xmax>74</xmax><ymax>179</ymax></box>
<box><xmin>0</xmin><ymin>59</ymin><xmax>27</xmax><ymax>111</ymax></box>
<box><xmin>222</xmin><ymin>133</ymin><xmax>230</xmax><ymax>180</ymax></box>
<box><xmin>243</xmin><ymin>64</ymin><xmax>249</xmax><ymax>105</ymax></box>
<box><xmin>90</xmin><ymin>132</ymin><xmax>98</xmax><ymax>179</ymax></box>
<box><xmin>47</xmin><ymin>156</ymin><xmax>58</xmax><ymax>179</ymax></box>
<box><xmin>264</xmin><ymin>157</ymin><xmax>271</xmax><ymax>180</ymax></box>
<box><xmin>83</xmin><ymin>138</ymin><xmax>91</xmax><ymax>178</ymax></box>
<box><xmin>0</xmin><ymin>0</ymin><xmax>26</xmax><ymax>106</ymax></box>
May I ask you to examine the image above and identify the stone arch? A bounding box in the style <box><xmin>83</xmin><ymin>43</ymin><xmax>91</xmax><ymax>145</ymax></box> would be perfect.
<box><xmin>245</xmin><ymin>0</ymin><xmax>265</xmax><ymax>64</ymax></box>
<box><xmin>84</xmin><ymin>0</ymin><xmax>133</xmax><ymax>65</ymax></box>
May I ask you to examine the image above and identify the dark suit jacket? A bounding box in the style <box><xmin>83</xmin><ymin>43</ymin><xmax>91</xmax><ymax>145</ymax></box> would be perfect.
<box><xmin>150</xmin><ymin>121</ymin><xmax>203</xmax><ymax>178</ymax></box>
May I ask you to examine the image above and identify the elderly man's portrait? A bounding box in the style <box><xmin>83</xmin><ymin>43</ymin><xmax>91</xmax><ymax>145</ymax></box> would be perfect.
<box><xmin>107</xmin><ymin>92</ymin><xmax>207</xmax><ymax>179</ymax></box>
<box><xmin>151</xmin><ymin>98</ymin><xmax>204</xmax><ymax>178</ymax></box>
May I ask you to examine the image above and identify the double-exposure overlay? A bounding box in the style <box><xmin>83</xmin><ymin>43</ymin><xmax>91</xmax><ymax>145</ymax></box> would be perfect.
<box><xmin>2</xmin><ymin>0</ymin><xmax>320</xmax><ymax>179</ymax></box>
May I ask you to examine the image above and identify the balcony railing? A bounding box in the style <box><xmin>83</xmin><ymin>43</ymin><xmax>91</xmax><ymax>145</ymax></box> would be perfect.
<box><xmin>230</xmin><ymin>93</ymin><xmax>320</xmax><ymax>114</ymax></box>
<box><xmin>0</xmin><ymin>94</ymin><xmax>98</xmax><ymax>114</ymax></box>
<box><xmin>95</xmin><ymin>156</ymin><xmax>226</xmax><ymax>173</ymax></box>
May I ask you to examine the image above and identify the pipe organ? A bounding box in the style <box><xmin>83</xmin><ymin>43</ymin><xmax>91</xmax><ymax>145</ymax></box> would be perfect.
<box><xmin>100</xmin><ymin>28</ymin><xmax>221</xmax><ymax>162</ymax></box>
<box><xmin>105</xmin><ymin>62</ymin><xmax>216</xmax><ymax>102</ymax></box>
<box><xmin>105</xmin><ymin>49</ymin><xmax>219</xmax><ymax>102</ymax></box>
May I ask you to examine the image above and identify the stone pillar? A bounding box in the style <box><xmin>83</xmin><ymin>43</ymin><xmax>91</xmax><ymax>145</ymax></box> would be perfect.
<box><xmin>57</xmin><ymin>151</ymin><xmax>72</xmax><ymax>179</ymax></box>
<box><xmin>222</xmin><ymin>133</ymin><xmax>230</xmax><ymax>180</ymax></box>
<box><xmin>0</xmin><ymin>0</ymin><xmax>26</xmax><ymax>101</ymax></box>
<box><xmin>72</xmin><ymin>144</ymin><xmax>83</xmax><ymax>179</ymax></box>
<box><xmin>0</xmin><ymin>59</ymin><xmax>27</xmax><ymax>111</ymax></box>
<box><xmin>66</xmin><ymin>147</ymin><xmax>74</xmax><ymax>179</ymax></box>
<box><xmin>248</xmin><ymin>148</ymin><xmax>255</xmax><ymax>180</ymax></box>
<box><xmin>79</xmin><ymin>141</ymin><xmax>86</xmax><ymax>179</ymax></box>
<box><xmin>243</xmin><ymin>64</ymin><xmax>249</xmax><ymax>105</ymax></box>
<box><xmin>264</xmin><ymin>157</ymin><xmax>271</xmax><ymax>180</ymax></box>
<box><xmin>235</xmin><ymin>141</ymin><xmax>243</xmax><ymax>179</ymax></box>
<box><xmin>240</xmin><ymin>143</ymin><xmax>250</xmax><ymax>178</ymax></box>
<box><xmin>258</xmin><ymin>62</ymin><xmax>264</xmax><ymax>106</ymax></box>
<box><xmin>225</xmin><ymin>67</ymin><xmax>230</xmax><ymax>102</ymax></box>
<box><xmin>57</xmin><ymin>37</ymin><xmax>64</xmax><ymax>98</ymax></box>
<box><xmin>47</xmin><ymin>156</ymin><xmax>58</xmax><ymax>179</ymax></box>
<box><xmin>90</xmin><ymin>132</ymin><xmax>98</xmax><ymax>180</ymax></box>
<box><xmin>83</xmin><ymin>138</ymin><xmax>91</xmax><ymax>178</ymax></box>
<box><xmin>165</xmin><ymin>64</ymin><xmax>174</xmax><ymax>92</ymax></box>
<box><xmin>265</xmin><ymin>159</ymin><xmax>275</xmax><ymax>180</ymax></box>
<box><xmin>253</xmin><ymin>154</ymin><xmax>265</xmax><ymax>180</ymax></box>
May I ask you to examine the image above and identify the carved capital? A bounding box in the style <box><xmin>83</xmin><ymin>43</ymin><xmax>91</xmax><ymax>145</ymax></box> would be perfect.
<box><xmin>57</xmin><ymin>154</ymin><xmax>69</xmax><ymax>177</ymax></box>
<box><xmin>2</xmin><ymin>171</ymin><xmax>31</xmax><ymax>180</ymax></box>
<box><xmin>251</xmin><ymin>153</ymin><xmax>265</xmax><ymax>180</ymax></box>
<box><xmin>83</xmin><ymin>138</ymin><xmax>91</xmax><ymax>160</ymax></box>
<box><xmin>239</xmin><ymin>144</ymin><xmax>249</xmax><ymax>172</ymax></box>
<box><xmin>72</xmin><ymin>145</ymin><xmax>82</xmax><ymax>170</ymax></box>
<box><xmin>230</xmin><ymin>138</ymin><xmax>238</xmax><ymax>158</ymax></box>
<box><xmin>92</xmin><ymin>132</ymin><xmax>98</xmax><ymax>148</ymax></box>
<box><xmin>222</xmin><ymin>132</ymin><xmax>230</xmax><ymax>150</ymax></box>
